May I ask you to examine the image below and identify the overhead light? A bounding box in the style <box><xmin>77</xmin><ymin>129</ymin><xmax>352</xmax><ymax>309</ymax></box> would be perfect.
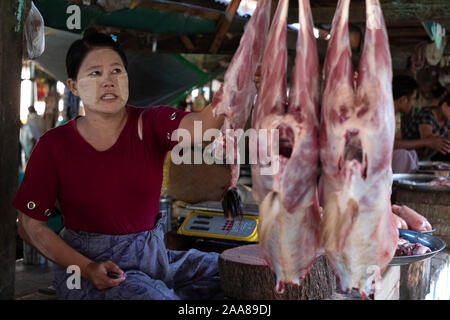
<box><xmin>214</xmin><ymin>0</ymin><xmax>257</xmax><ymax>16</ymax></box>
<box><xmin>35</xmin><ymin>101</ymin><xmax>46</xmax><ymax>116</ymax></box>
<box><xmin>58</xmin><ymin>99</ymin><xmax>64</xmax><ymax>112</ymax></box>
<box><xmin>288</xmin><ymin>24</ymin><xmax>329</xmax><ymax>40</ymax></box>
<box><xmin>21</xmin><ymin>64</ymin><xmax>31</xmax><ymax>80</ymax></box>
<box><xmin>289</xmin><ymin>23</ymin><xmax>300</xmax><ymax>31</ymax></box>
<box><xmin>56</xmin><ymin>81</ymin><xmax>65</xmax><ymax>95</ymax></box>
<box><xmin>313</xmin><ymin>28</ymin><xmax>320</xmax><ymax>39</ymax></box>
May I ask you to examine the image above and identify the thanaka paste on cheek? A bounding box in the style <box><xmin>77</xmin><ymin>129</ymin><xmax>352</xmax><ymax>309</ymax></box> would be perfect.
<box><xmin>116</xmin><ymin>73</ymin><xmax>129</xmax><ymax>102</ymax></box>
<box><xmin>77</xmin><ymin>76</ymin><xmax>99</xmax><ymax>107</ymax></box>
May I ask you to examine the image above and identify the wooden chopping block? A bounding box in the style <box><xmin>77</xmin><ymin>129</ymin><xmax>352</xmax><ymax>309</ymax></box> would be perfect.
<box><xmin>218</xmin><ymin>244</ymin><xmax>335</xmax><ymax>300</ymax></box>
<box><xmin>326</xmin><ymin>266</ymin><xmax>400</xmax><ymax>300</ymax></box>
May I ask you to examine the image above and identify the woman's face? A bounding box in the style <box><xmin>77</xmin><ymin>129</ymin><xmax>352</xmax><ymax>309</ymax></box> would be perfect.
<box><xmin>403</xmin><ymin>91</ymin><xmax>417</xmax><ymax>114</ymax></box>
<box><xmin>68</xmin><ymin>47</ymin><xmax>129</xmax><ymax>115</ymax></box>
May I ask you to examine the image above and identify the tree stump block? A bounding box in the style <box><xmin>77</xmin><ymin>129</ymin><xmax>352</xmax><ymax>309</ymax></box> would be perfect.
<box><xmin>326</xmin><ymin>266</ymin><xmax>400</xmax><ymax>300</ymax></box>
<box><xmin>218</xmin><ymin>244</ymin><xmax>335</xmax><ymax>300</ymax></box>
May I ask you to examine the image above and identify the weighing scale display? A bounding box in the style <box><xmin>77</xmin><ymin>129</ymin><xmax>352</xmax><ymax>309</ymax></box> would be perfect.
<box><xmin>178</xmin><ymin>210</ymin><xmax>258</xmax><ymax>242</ymax></box>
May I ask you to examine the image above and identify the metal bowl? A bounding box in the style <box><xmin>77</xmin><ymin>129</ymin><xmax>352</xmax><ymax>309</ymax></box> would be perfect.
<box><xmin>416</xmin><ymin>161</ymin><xmax>450</xmax><ymax>176</ymax></box>
<box><xmin>392</xmin><ymin>173</ymin><xmax>450</xmax><ymax>192</ymax></box>
<box><xmin>419</xmin><ymin>229</ymin><xmax>435</xmax><ymax>235</ymax></box>
<box><xmin>417</xmin><ymin>160</ymin><xmax>450</xmax><ymax>169</ymax></box>
<box><xmin>389</xmin><ymin>229</ymin><xmax>446</xmax><ymax>266</ymax></box>
<box><xmin>397</xmin><ymin>228</ymin><xmax>436</xmax><ymax>235</ymax></box>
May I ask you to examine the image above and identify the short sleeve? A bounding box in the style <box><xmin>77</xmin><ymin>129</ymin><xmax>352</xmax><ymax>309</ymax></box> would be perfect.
<box><xmin>12</xmin><ymin>133</ymin><xmax>59</xmax><ymax>222</ymax></box>
<box><xmin>416</xmin><ymin>108</ymin><xmax>436</xmax><ymax>127</ymax></box>
<box><xmin>142</xmin><ymin>105</ymin><xmax>188</xmax><ymax>153</ymax></box>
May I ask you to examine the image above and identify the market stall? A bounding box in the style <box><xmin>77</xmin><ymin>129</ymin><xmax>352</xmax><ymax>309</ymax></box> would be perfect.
<box><xmin>1</xmin><ymin>0</ymin><xmax>449</xmax><ymax>302</ymax></box>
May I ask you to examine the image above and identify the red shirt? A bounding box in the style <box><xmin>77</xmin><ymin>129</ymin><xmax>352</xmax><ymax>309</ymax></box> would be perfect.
<box><xmin>13</xmin><ymin>105</ymin><xmax>187</xmax><ymax>235</ymax></box>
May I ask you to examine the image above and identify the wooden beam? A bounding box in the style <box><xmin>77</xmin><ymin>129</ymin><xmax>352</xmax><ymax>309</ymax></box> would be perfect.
<box><xmin>124</xmin><ymin>33</ymin><xmax>242</xmax><ymax>54</ymax></box>
<box><xmin>295</xmin><ymin>2</ymin><xmax>450</xmax><ymax>29</ymax></box>
<box><xmin>209</xmin><ymin>0</ymin><xmax>241</xmax><ymax>54</ymax></box>
<box><xmin>95</xmin><ymin>19</ymin><xmax>432</xmax><ymax>64</ymax></box>
<box><xmin>69</xmin><ymin>0</ymin><xmax>225</xmax><ymax>20</ymax></box>
<box><xmin>0</xmin><ymin>0</ymin><xmax>31</xmax><ymax>300</ymax></box>
<box><xmin>387</xmin><ymin>27</ymin><xmax>428</xmax><ymax>38</ymax></box>
<box><xmin>179</xmin><ymin>35</ymin><xmax>195</xmax><ymax>52</ymax></box>
<box><xmin>95</xmin><ymin>24</ymin><xmax>301</xmax><ymax>55</ymax></box>
<box><xmin>70</xmin><ymin>0</ymin><xmax>450</xmax><ymax>30</ymax></box>
<box><xmin>134</xmin><ymin>0</ymin><xmax>222</xmax><ymax>20</ymax></box>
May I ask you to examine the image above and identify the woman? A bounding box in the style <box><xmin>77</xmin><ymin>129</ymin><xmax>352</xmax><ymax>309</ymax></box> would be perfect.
<box><xmin>402</xmin><ymin>88</ymin><xmax>450</xmax><ymax>161</ymax></box>
<box><xmin>13</xmin><ymin>29</ymin><xmax>224</xmax><ymax>300</ymax></box>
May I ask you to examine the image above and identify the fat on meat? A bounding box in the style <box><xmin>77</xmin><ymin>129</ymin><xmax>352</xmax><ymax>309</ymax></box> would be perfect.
<box><xmin>251</xmin><ymin>0</ymin><xmax>321</xmax><ymax>293</ymax></box>
<box><xmin>319</xmin><ymin>0</ymin><xmax>398</xmax><ymax>297</ymax></box>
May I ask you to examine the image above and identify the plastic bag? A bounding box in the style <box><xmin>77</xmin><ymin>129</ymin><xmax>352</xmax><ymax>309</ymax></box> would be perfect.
<box><xmin>23</xmin><ymin>2</ymin><xmax>45</xmax><ymax>60</ymax></box>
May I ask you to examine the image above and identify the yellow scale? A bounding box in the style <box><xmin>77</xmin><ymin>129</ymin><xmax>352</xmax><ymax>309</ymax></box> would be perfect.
<box><xmin>177</xmin><ymin>202</ymin><xmax>259</xmax><ymax>242</ymax></box>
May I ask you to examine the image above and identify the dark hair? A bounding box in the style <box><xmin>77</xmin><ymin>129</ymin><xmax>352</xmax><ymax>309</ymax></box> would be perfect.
<box><xmin>438</xmin><ymin>92</ymin><xmax>450</xmax><ymax>107</ymax></box>
<box><xmin>392</xmin><ymin>75</ymin><xmax>418</xmax><ymax>100</ymax></box>
<box><xmin>28</xmin><ymin>106</ymin><xmax>36</xmax><ymax>113</ymax></box>
<box><xmin>66</xmin><ymin>28</ymin><xmax>128</xmax><ymax>79</ymax></box>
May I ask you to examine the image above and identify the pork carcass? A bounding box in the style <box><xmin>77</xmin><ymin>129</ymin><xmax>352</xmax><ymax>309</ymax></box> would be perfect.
<box><xmin>319</xmin><ymin>0</ymin><xmax>398</xmax><ymax>296</ymax></box>
<box><xmin>251</xmin><ymin>0</ymin><xmax>321</xmax><ymax>293</ymax></box>
<box><xmin>210</xmin><ymin>0</ymin><xmax>271</xmax><ymax>217</ymax></box>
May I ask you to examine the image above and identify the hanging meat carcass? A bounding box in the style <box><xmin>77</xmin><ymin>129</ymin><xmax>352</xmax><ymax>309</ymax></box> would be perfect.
<box><xmin>251</xmin><ymin>0</ymin><xmax>321</xmax><ymax>293</ymax></box>
<box><xmin>210</xmin><ymin>0</ymin><xmax>272</xmax><ymax>218</ymax></box>
<box><xmin>319</xmin><ymin>0</ymin><xmax>398</xmax><ymax>297</ymax></box>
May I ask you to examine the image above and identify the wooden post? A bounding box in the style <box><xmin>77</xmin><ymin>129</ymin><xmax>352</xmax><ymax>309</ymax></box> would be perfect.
<box><xmin>0</xmin><ymin>0</ymin><xmax>30</xmax><ymax>299</ymax></box>
<box><xmin>209</xmin><ymin>0</ymin><xmax>241</xmax><ymax>54</ymax></box>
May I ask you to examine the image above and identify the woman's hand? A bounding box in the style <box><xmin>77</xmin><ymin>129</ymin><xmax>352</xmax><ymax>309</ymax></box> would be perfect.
<box><xmin>84</xmin><ymin>261</ymin><xmax>125</xmax><ymax>290</ymax></box>
<box><xmin>425</xmin><ymin>135</ymin><xmax>450</xmax><ymax>154</ymax></box>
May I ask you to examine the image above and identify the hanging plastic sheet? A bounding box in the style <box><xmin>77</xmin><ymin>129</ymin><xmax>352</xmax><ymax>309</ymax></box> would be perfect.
<box><xmin>422</xmin><ymin>21</ymin><xmax>446</xmax><ymax>50</ymax></box>
<box><xmin>23</xmin><ymin>2</ymin><xmax>45</xmax><ymax>60</ymax></box>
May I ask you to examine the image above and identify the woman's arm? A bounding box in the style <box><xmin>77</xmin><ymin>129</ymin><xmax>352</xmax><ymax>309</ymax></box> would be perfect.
<box><xmin>177</xmin><ymin>65</ymin><xmax>263</xmax><ymax>146</ymax></box>
<box><xmin>394</xmin><ymin>136</ymin><xmax>450</xmax><ymax>153</ymax></box>
<box><xmin>393</xmin><ymin>129</ymin><xmax>427</xmax><ymax>149</ymax></box>
<box><xmin>394</xmin><ymin>138</ymin><xmax>430</xmax><ymax>150</ymax></box>
<box><xmin>178</xmin><ymin>104</ymin><xmax>225</xmax><ymax>146</ymax></box>
<box><xmin>418</xmin><ymin>124</ymin><xmax>450</xmax><ymax>154</ymax></box>
<box><xmin>418</xmin><ymin>123</ymin><xmax>435</xmax><ymax>139</ymax></box>
<box><xmin>394</xmin><ymin>122</ymin><xmax>450</xmax><ymax>153</ymax></box>
<box><xmin>18</xmin><ymin>212</ymin><xmax>125</xmax><ymax>290</ymax></box>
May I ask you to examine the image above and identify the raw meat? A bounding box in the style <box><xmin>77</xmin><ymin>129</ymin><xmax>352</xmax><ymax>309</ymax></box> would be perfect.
<box><xmin>210</xmin><ymin>0</ymin><xmax>272</xmax><ymax>217</ymax></box>
<box><xmin>252</xmin><ymin>0</ymin><xmax>321</xmax><ymax>293</ymax></box>
<box><xmin>420</xmin><ymin>163</ymin><xmax>450</xmax><ymax>171</ymax></box>
<box><xmin>392</xmin><ymin>205</ymin><xmax>432</xmax><ymax>232</ymax></box>
<box><xmin>396</xmin><ymin>238</ymin><xmax>431</xmax><ymax>256</ymax></box>
<box><xmin>319</xmin><ymin>0</ymin><xmax>398</xmax><ymax>296</ymax></box>
<box><xmin>429</xmin><ymin>178</ymin><xmax>450</xmax><ymax>186</ymax></box>
<box><xmin>392</xmin><ymin>213</ymin><xmax>408</xmax><ymax>230</ymax></box>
